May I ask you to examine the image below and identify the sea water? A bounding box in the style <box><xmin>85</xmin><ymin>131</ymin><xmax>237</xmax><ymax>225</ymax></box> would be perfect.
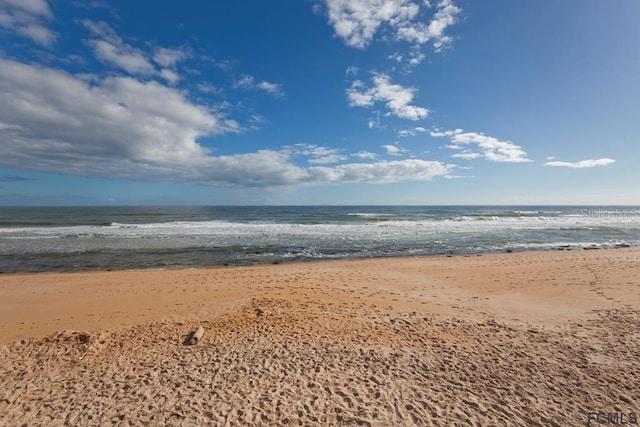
<box><xmin>1</xmin><ymin>206</ymin><xmax>639</xmax><ymax>272</ymax></box>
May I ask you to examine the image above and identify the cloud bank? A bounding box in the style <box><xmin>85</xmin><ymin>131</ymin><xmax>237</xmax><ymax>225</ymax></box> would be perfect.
<box><xmin>0</xmin><ymin>0</ymin><xmax>57</xmax><ymax>46</ymax></box>
<box><xmin>545</xmin><ymin>158</ymin><xmax>615</xmax><ymax>169</ymax></box>
<box><xmin>82</xmin><ymin>20</ymin><xmax>190</xmax><ymax>84</ymax></box>
<box><xmin>0</xmin><ymin>58</ymin><xmax>453</xmax><ymax>187</ymax></box>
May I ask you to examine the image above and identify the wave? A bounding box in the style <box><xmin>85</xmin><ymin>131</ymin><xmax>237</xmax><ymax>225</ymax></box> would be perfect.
<box><xmin>3</xmin><ymin>206</ymin><xmax>640</xmax><ymax>272</ymax></box>
<box><xmin>2</xmin><ymin>213</ymin><xmax>640</xmax><ymax>239</ymax></box>
<box><xmin>347</xmin><ymin>212</ymin><xmax>397</xmax><ymax>219</ymax></box>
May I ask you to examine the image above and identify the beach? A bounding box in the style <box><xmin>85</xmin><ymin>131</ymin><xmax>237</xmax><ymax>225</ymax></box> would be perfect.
<box><xmin>1</xmin><ymin>249</ymin><xmax>639</xmax><ymax>426</ymax></box>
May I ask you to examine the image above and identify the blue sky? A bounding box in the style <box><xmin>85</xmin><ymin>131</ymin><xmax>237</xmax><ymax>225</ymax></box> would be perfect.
<box><xmin>0</xmin><ymin>0</ymin><xmax>638</xmax><ymax>205</ymax></box>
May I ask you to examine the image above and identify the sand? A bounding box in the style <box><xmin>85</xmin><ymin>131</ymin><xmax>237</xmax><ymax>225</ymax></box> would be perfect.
<box><xmin>1</xmin><ymin>249</ymin><xmax>639</xmax><ymax>426</ymax></box>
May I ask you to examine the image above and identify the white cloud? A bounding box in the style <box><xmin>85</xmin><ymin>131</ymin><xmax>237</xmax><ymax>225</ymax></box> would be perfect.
<box><xmin>383</xmin><ymin>144</ymin><xmax>404</xmax><ymax>156</ymax></box>
<box><xmin>81</xmin><ymin>23</ymin><xmax>211</xmax><ymax>89</ymax></box>
<box><xmin>15</xmin><ymin>22</ymin><xmax>54</xmax><ymax>46</ymax></box>
<box><xmin>347</xmin><ymin>73</ymin><xmax>428</xmax><ymax>120</ymax></box>
<box><xmin>256</xmin><ymin>81</ymin><xmax>284</xmax><ymax>97</ymax></box>
<box><xmin>210</xmin><ymin>58</ymin><xmax>236</xmax><ymax>71</ymax></box>
<box><xmin>346</xmin><ymin>81</ymin><xmax>374</xmax><ymax>107</ymax></box>
<box><xmin>90</xmin><ymin>39</ymin><xmax>156</xmax><ymax>74</ymax></box>
<box><xmin>160</xmin><ymin>68</ymin><xmax>180</xmax><ymax>85</ymax></box>
<box><xmin>234</xmin><ymin>74</ymin><xmax>254</xmax><ymax>88</ymax></box>
<box><xmin>248</xmin><ymin>114</ymin><xmax>266</xmax><ymax>130</ymax></box>
<box><xmin>545</xmin><ymin>158</ymin><xmax>615</xmax><ymax>169</ymax></box>
<box><xmin>0</xmin><ymin>58</ymin><xmax>231</xmax><ymax>169</ymax></box>
<box><xmin>0</xmin><ymin>0</ymin><xmax>57</xmax><ymax>46</ymax></box>
<box><xmin>0</xmin><ymin>58</ymin><xmax>452</xmax><ymax>188</ymax></box>
<box><xmin>397</xmin><ymin>126</ymin><xmax>427</xmax><ymax>137</ymax></box>
<box><xmin>451</xmin><ymin>152</ymin><xmax>481</xmax><ymax>160</ymax></box>
<box><xmin>388</xmin><ymin>52</ymin><xmax>404</xmax><ymax>63</ymax></box>
<box><xmin>152</xmin><ymin>46</ymin><xmax>190</xmax><ymax>68</ymax></box>
<box><xmin>196</xmin><ymin>82</ymin><xmax>223</xmax><ymax>95</ymax></box>
<box><xmin>322</xmin><ymin>0</ymin><xmax>459</xmax><ymax>51</ymax></box>
<box><xmin>196</xmin><ymin>150</ymin><xmax>306</xmax><ymax>187</ymax></box>
<box><xmin>431</xmin><ymin>128</ymin><xmax>531</xmax><ymax>163</ymax></box>
<box><xmin>408</xmin><ymin>49</ymin><xmax>426</xmax><ymax>65</ymax></box>
<box><xmin>396</xmin><ymin>0</ymin><xmax>460</xmax><ymax>51</ymax></box>
<box><xmin>234</xmin><ymin>74</ymin><xmax>284</xmax><ymax>98</ymax></box>
<box><xmin>389</xmin><ymin>48</ymin><xmax>426</xmax><ymax>71</ymax></box>
<box><xmin>196</xmin><ymin>153</ymin><xmax>454</xmax><ymax>186</ymax></box>
<box><xmin>285</xmin><ymin>144</ymin><xmax>348</xmax><ymax>164</ymax></box>
<box><xmin>83</xmin><ymin>20</ymin><xmax>156</xmax><ymax>75</ymax></box>
<box><xmin>82</xmin><ymin>20</ymin><xmax>118</xmax><ymax>44</ymax></box>
<box><xmin>324</xmin><ymin>0</ymin><xmax>418</xmax><ymax>49</ymax></box>
<box><xmin>71</xmin><ymin>1</ymin><xmax>119</xmax><ymax>16</ymax></box>
<box><xmin>1</xmin><ymin>0</ymin><xmax>52</xmax><ymax>17</ymax></box>
<box><xmin>345</xmin><ymin>65</ymin><xmax>359</xmax><ymax>76</ymax></box>
<box><xmin>352</xmin><ymin>151</ymin><xmax>378</xmax><ymax>160</ymax></box>
<box><xmin>307</xmin><ymin>158</ymin><xmax>454</xmax><ymax>183</ymax></box>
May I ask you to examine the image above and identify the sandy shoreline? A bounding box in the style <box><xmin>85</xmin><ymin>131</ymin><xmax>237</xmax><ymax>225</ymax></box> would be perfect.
<box><xmin>1</xmin><ymin>249</ymin><xmax>639</xmax><ymax>425</ymax></box>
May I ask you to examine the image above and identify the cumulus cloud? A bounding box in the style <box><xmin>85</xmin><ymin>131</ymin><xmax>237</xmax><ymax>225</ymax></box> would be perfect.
<box><xmin>324</xmin><ymin>0</ymin><xmax>418</xmax><ymax>49</ymax></box>
<box><xmin>0</xmin><ymin>58</ymin><xmax>452</xmax><ymax>187</ymax></box>
<box><xmin>383</xmin><ymin>144</ymin><xmax>405</xmax><ymax>156</ymax></box>
<box><xmin>322</xmin><ymin>0</ymin><xmax>460</xmax><ymax>51</ymax></box>
<box><xmin>396</xmin><ymin>0</ymin><xmax>460</xmax><ymax>52</ymax></box>
<box><xmin>0</xmin><ymin>0</ymin><xmax>57</xmax><ymax>46</ymax></box>
<box><xmin>545</xmin><ymin>158</ymin><xmax>615</xmax><ymax>168</ymax></box>
<box><xmin>234</xmin><ymin>74</ymin><xmax>285</xmax><ymax>98</ymax></box>
<box><xmin>431</xmin><ymin>128</ymin><xmax>531</xmax><ymax>163</ymax></box>
<box><xmin>0</xmin><ymin>58</ymin><xmax>232</xmax><ymax>170</ymax></box>
<box><xmin>347</xmin><ymin>73</ymin><xmax>428</xmax><ymax>120</ymax></box>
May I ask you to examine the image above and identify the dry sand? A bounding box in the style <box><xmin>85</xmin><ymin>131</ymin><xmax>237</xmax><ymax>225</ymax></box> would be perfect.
<box><xmin>1</xmin><ymin>249</ymin><xmax>639</xmax><ymax>426</ymax></box>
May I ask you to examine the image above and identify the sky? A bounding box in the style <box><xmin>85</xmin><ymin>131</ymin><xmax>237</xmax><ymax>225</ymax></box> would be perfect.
<box><xmin>0</xmin><ymin>0</ymin><xmax>639</xmax><ymax>206</ymax></box>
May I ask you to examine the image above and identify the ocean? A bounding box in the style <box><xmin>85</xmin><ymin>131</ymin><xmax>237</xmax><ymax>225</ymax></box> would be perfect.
<box><xmin>1</xmin><ymin>206</ymin><xmax>639</xmax><ymax>273</ymax></box>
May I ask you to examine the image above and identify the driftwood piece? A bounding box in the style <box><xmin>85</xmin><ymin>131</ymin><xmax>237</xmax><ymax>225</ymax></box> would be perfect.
<box><xmin>188</xmin><ymin>326</ymin><xmax>205</xmax><ymax>345</ymax></box>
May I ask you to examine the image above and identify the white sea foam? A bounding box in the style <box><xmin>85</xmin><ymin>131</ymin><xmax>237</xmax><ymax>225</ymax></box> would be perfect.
<box><xmin>1</xmin><ymin>213</ymin><xmax>639</xmax><ymax>240</ymax></box>
<box><xmin>1</xmin><ymin>207</ymin><xmax>639</xmax><ymax>270</ymax></box>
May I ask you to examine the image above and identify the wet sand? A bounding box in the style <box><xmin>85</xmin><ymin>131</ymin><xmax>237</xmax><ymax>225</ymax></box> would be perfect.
<box><xmin>1</xmin><ymin>249</ymin><xmax>639</xmax><ymax>425</ymax></box>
